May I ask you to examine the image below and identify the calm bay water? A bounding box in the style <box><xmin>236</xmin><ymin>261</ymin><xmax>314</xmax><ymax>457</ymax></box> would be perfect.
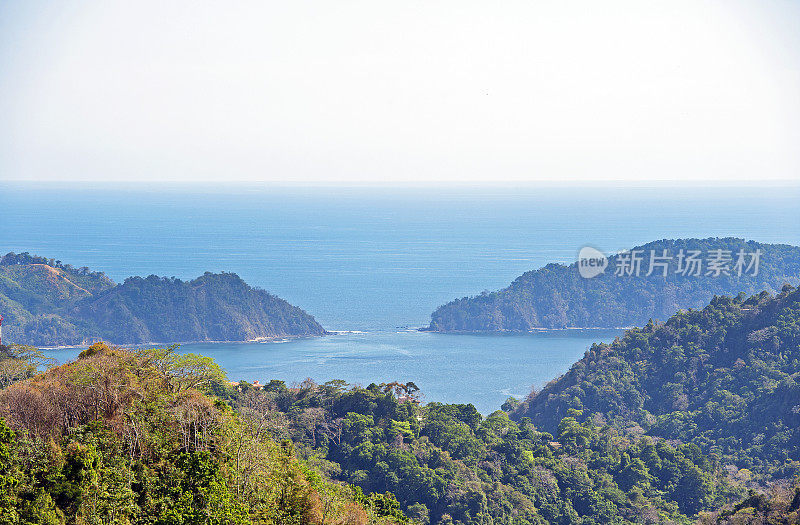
<box><xmin>2</xmin><ymin>183</ymin><xmax>798</xmax><ymax>413</ymax></box>
<box><xmin>40</xmin><ymin>330</ymin><xmax>621</xmax><ymax>414</ymax></box>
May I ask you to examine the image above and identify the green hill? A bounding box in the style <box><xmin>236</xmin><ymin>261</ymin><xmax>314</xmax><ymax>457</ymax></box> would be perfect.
<box><xmin>513</xmin><ymin>284</ymin><xmax>800</xmax><ymax>482</ymax></box>
<box><xmin>426</xmin><ymin>238</ymin><xmax>800</xmax><ymax>331</ymax></box>
<box><xmin>216</xmin><ymin>373</ymin><xmax>742</xmax><ymax>523</ymax></box>
<box><xmin>0</xmin><ymin>252</ymin><xmax>326</xmax><ymax>346</ymax></box>
<box><xmin>0</xmin><ymin>343</ymin><xmax>406</xmax><ymax>524</ymax></box>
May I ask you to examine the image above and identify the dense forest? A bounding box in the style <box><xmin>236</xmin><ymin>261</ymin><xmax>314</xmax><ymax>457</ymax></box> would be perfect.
<box><xmin>0</xmin><ymin>342</ymin><xmax>407</xmax><ymax>524</ymax></box>
<box><xmin>219</xmin><ymin>378</ymin><xmax>743</xmax><ymax>524</ymax></box>
<box><xmin>426</xmin><ymin>238</ymin><xmax>800</xmax><ymax>331</ymax></box>
<box><xmin>0</xmin><ymin>341</ymin><xmax>749</xmax><ymax>525</ymax></box>
<box><xmin>0</xmin><ymin>252</ymin><xmax>326</xmax><ymax>346</ymax></box>
<box><xmin>514</xmin><ymin>285</ymin><xmax>800</xmax><ymax>484</ymax></box>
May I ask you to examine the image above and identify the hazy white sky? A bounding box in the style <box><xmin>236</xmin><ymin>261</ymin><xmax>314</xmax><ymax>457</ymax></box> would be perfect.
<box><xmin>1</xmin><ymin>1</ymin><xmax>799</xmax><ymax>185</ymax></box>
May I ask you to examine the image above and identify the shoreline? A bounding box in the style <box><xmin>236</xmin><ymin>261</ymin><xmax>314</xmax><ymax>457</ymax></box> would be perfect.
<box><xmin>35</xmin><ymin>326</ymin><xmax>628</xmax><ymax>350</ymax></box>
<box><xmin>419</xmin><ymin>326</ymin><xmax>632</xmax><ymax>334</ymax></box>
<box><xmin>37</xmin><ymin>332</ymin><xmax>328</xmax><ymax>351</ymax></box>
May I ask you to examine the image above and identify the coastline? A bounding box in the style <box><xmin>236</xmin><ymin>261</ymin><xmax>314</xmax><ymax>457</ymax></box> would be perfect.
<box><xmin>419</xmin><ymin>326</ymin><xmax>632</xmax><ymax>334</ymax></box>
<box><xmin>37</xmin><ymin>332</ymin><xmax>329</xmax><ymax>351</ymax></box>
<box><xmin>36</xmin><ymin>325</ymin><xmax>627</xmax><ymax>350</ymax></box>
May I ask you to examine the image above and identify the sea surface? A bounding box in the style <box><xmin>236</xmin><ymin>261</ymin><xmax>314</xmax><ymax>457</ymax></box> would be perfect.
<box><xmin>40</xmin><ymin>330</ymin><xmax>621</xmax><ymax>413</ymax></box>
<box><xmin>2</xmin><ymin>183</ymin><xmax>799</xmax><ymax>413</ymax></box>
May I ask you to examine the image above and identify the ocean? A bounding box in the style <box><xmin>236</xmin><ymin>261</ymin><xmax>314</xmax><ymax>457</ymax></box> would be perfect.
<box><xmin>2</xmin><ymin>182</ymin><xmax>799</xmax><ymax>413</ymax></box>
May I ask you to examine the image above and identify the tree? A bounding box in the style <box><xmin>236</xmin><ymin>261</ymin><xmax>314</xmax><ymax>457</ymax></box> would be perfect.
<box><xmin>0</xmin><ymin>344</ymin><xmax>54</xmax><ymax>389</ymax></box>
<box><xmin>674</xmin><ymin>465</ymin><xmax>713</xmax><ymax>516</ymax></box>
<box><xmin>0</xmin><ymin>419</ymin><xmax>19</xmax><ymax>525</ymax></box>
<box><xmin>137</xmin><ymin>345</ymin><xmax>227</xmax><ymax>393</ymax></box>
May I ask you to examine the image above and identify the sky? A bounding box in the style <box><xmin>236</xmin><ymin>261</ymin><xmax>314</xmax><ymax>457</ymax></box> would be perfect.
<box><xmin>1</xmin><ymin>1</ymin><xmax>799</xmax><ymax>185</ymax></box>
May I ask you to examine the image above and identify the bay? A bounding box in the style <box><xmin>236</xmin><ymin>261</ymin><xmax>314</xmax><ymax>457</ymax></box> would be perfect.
<box><xmin>39</xmin><ymin>329</ymin><xmax>621</xmax><ymax>415</ymax></box>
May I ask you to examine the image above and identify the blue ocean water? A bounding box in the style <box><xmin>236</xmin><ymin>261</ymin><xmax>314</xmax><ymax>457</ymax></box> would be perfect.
<box><xmin>2</xmin><ymin>183</ymin><xmax>799</xmax><ymax>413</ymax></box>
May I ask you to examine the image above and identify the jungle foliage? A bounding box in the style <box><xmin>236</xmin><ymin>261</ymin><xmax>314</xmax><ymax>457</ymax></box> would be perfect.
<box><xmin>515</xmin><ymin>285</ymin><xmax>800</xmax><ymax>484</ymax></box>
<box><xmin>0</xmin><ymin>342</ymin><xmax>403</xmax><ymax>524</ymax></box>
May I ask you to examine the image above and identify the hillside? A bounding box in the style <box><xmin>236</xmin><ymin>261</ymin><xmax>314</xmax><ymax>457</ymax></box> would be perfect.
<box><xmin>0</xmin><ymin>252</ymin><xmax>326</xmax><ymax>346</ymax></box>
<box><xmin>0</xmin><ymin>342</ymin><xmax>747</xmax><ymax>524</ymax></box>
<box><xmin>426</xmin><ymin>238</ymin><xmax>800</xmax><ymax>331</ymax></box>
<box><xmin>513</xmin><ymin>284</ymin><xmax>800</xmax><ymax>482</ymax></box>
<box><xmin>216</xmin><ymin>376</ymin><xmax>747</xmax><ymax>523</ymax></box>
<box><xmin>0</xmin><ymin>343</ymin><xmax>407</xmax><ymax>524</ymax></box>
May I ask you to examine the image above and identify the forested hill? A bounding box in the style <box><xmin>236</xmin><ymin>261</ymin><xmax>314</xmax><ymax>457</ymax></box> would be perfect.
<box><xmin>426</xmin><ymin>238</ymin><xmax>800</xmax><ymax>331</ymax></box>
<box><xmin>0</xmin><ymin>343</ymin><xmax>406</xmax><ymax>524</ymax></box>
<box><xmin>0</xmin><ymin>342</ymin><xmax>761</xmax><ymax>525</ymax></box>
<box><xmin>513</xmin><ymin>284</ymin><xmax>800</xmax><ymax>482</ymax></box>
<box><xmin>0</xmin><ymin>252</ymin><xmax>326</xmax><ymax>346</ymax></box>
